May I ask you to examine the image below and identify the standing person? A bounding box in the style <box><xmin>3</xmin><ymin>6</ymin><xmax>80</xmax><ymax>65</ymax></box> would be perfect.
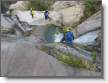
<box><xmin>30</xmin><ymin>8</ymin><xmax>35</xmax><ymax>18</ymax></box>
<box><xmin>44</xmin><ymin>10</ymin><xmax>49</xmax><ymax>20</ymax></box>
<box><xmin>65</xmin><ymin>28</ymin><xmax>74</xmax><ymax>46</ymax></box>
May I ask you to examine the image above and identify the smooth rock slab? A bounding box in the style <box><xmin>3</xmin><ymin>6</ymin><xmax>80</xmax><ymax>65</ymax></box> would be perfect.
<box><xmin>1</xmin><ymin>40</ymin><xmax>101</xmax><ymax>77</ymax></box>
<box><xmin>5</xmin><ymin>41</ymin><xmax>68</xmax><ymax>76</ymax></box>
<box><xmin>44</xmin><ymin>43</ymin><xmax>93</xmax><ymax>62</ymax></box>
<box><xmin>76</xmin><ymin>11</ymin><xmax>101</xmax><ymax>36</ymax></box>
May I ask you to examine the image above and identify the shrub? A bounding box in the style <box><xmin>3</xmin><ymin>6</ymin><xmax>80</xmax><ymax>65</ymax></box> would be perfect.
<box><xmin>53</xmin><ymin>49</ymin><xmax>96</xmax><ymax>70</ymax></box>
<box><xmin>27</xmin><ymin>0</ymin><xmax>54</xmax><ymax>11</ymax></box>
<box><xmin>92</xmin><ymin>51</ymin><xmax>97</xmax><ymax>62</ymax></box>
<box><xmin>83</xmin><ymin>0</ymin><xmax>101</xmax><ymax>18</ymax></box>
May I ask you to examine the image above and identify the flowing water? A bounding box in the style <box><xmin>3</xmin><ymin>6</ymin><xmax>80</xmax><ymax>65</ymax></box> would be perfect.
<box><xmin>45</xmin><ymin>25</ymin><xmax>64</xmax><ymax>43</ymax></box>
<box><xmin>73</xmin><ymin>30</ymin><xmax>100</xmax><ymax>45</ymax></box>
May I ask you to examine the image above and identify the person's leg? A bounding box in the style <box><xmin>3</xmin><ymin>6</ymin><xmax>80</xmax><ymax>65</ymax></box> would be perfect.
<box><xmin>31</xmin><ymin>14</ymin><xmax>33</xmax><ymax>18</ymax></box>
<box><xmin>71</xmin><ymin>40</ymin><xmax>75</xmax><ymax>47</ymax></box>
<box><xmin>67</xmin><ymin>40</ymin><xmax>73</xmax><ymax>47</ymax></box>
<box><xmin>45</xmin><ymin>15</ymin><xmax>47</xmax><ymax>20</ymax></box>
<box><xmin>46</xmin><ymin>15</ymin><xmax>49</xmax><ymax>20</ymax></box>
<box><xmin>44</xmin><ymin>14</ymin><xmax>46</xmax><ymax>20</ymax></box>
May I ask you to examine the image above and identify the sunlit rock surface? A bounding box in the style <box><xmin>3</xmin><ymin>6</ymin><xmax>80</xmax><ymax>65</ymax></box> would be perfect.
<box><xmin>76</xmin><ymin>11</ymin><xmax>101</xmax><ymax>36</ymax></box>
<box><xmin>52</xmin><ymin>1</ymin><xmax>84</xmax><ymax>26</ymax></box>
<box><xmin>15</xmin><ymin>1</ymin><xmax>84</xmax><ymax>26</ymax></box>
<box><xmin>1</xmin><ymin>1</ymin><xmax>102</xmax><ymax>77</ymax></box>
<box><xmin>1</xmin><ymin>40</ymin><xmax>101</xmax><ymax>77</ymax></box>
<box><xmin>9</xmin><ymin>1</ymin><xmax>29</xmax><ymax>11</ymax></box>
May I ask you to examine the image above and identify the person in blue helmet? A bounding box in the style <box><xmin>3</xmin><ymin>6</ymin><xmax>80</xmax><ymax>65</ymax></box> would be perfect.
<box><xmin>44</xmin><ymin>10</ymin><xmax>49</xmax><ymax>20</ymax></box>
<box><xmin>65</xmin><ymin>28</ymin><xmax>74</xmax><ymax>46</ymax></box>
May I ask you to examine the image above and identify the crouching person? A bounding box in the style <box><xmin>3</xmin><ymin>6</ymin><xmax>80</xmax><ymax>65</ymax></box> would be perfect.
<box><xmin>62</xmin><ymin>29</ymin><xmax>74</xmax><ymax>46</ymax></box>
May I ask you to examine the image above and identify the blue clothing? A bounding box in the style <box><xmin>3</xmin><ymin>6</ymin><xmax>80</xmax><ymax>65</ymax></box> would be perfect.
<box><xmin>65</xmin><ymin>31</ymin><xmax>74</xmax><ymax>45</ymax></box>
<box><xmin>45</xmin><ymin>15</ymin><xmax>49</xmax><ymax>20</ymax></box>
<box><xmin>44</xmin><ymin>11</ymin><xmax>49</xmax><ymax>20</ymax></box>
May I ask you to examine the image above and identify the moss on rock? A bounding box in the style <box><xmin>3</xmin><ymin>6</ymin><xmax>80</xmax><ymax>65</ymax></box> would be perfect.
<box><xmin>53</xmin><ymin>49</ymin><xmax>96</xmax><ymax>71</ymax></box>
<box><xmin>41</xmin><ymin>46</ymin><xmax>96</xmax><ymax>71</ymax></box>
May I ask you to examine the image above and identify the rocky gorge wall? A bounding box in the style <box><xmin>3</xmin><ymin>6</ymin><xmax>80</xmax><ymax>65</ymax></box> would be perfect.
<box><xmin>1</xmin><ymin>0</ymin><xmax>102</xmax><ymax>77</ymax></box>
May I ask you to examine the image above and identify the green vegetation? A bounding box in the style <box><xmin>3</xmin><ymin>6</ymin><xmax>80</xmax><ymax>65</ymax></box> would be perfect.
<box><xmin>92</xmin><ymin>51</ymin><xmax>97</xmax><ymax>62</ymax></box>
<box><xmin>83</xmin><ymin>0</ymin><xmax>101</xmax><ymax>18</ymax></box>
<box><xmin>79</xmin><ymin>0</ymin><xmax>101</xmax><ymax>23</ymax></box>
<box><xmin>41</xmin><ymin>46</ymin><xmax>96</xmax><ymax>71</ymax></box>
<box><xmin>73</xmin><ymin>44</ymin><xmax>97</xmax><ymax>62</ymax></box>
<box><xmin>74</xmin><ymin>44</ymin><xmax>95</xmax><ymax>52</ymax></box>
<box><xmin>40</xmin><ymin>46</ymin><xmax>49</xmax><ymax>53</ymax></box>
<box><xmin>53</xmin><ymin>49</ymin><xmax>96</xmax><ymax>71</ymax></box>
<box><xmin>27</xmin><ymin>0</ymin><xmax>54</xmax><ymax>11</ymax></box>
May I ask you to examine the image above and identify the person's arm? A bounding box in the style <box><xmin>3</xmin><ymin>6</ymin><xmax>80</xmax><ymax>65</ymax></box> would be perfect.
<box><xmin>72</xmin><ymin>32</ymin><xmax>74</xmax><ymax>40</ymax></box>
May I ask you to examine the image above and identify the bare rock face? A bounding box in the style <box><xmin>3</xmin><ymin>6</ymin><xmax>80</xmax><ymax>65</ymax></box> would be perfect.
<box><xmin>1</xmin><ymin>40</ymin><xmax>101</xmax><ymax>77</ymax></box>
<box><xmin>52</xmin><ymin>1</ymin><xmax>81</xmax><ymax>11</ymax></box>
<box><xmin>1</xmin><ymin>41</ymin><xmax>67</xmax><ymax>76</ymax></box>
<box><xmin>76</xmin><ymin>11</ymin><xmax>101</xmax><ymax>37</ymax></box>
<box><xmin>52</xmin><ymin>1</ymin><xmax>84</xmax><ymax>26</ymax></box>
<box><xmin>9</xmin><ymin>1</ymin><xmax>29</xmax><ymax>15</ymax></box>
<box><xmin>1</xmin><ymin>14</ymin><xmax>15</xmax><ymax>32</ymax></box>
<box><xmin>9</xmin><ymin>1</ymin><xmax>29</xmax><ymax>10</ymax></box>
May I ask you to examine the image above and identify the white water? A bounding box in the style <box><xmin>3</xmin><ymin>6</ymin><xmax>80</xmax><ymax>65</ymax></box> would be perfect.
<box><xmin>53</xmin><ymin>33</ymin><xmax>64</xmax><ymax>42</ymax></box>
<box><xmin>73</xmin><ymin>30</ymin><xmax>100</xmax><ymax>45</ymax></box>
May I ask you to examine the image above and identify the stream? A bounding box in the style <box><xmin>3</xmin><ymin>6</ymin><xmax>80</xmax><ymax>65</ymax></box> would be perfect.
<box><xmin>45</xmin><ymin>25</ymin><xmax>64</xmax><ymax>43</ymax></box>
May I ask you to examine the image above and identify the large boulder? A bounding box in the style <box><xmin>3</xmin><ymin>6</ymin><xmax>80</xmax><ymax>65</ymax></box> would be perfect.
<box><xmin>8</xmin><ymin>1</ymin><xmax>29</xmax><ymax>16</ymax></box>
<box><xmin>52</xmin><ymin>1</ymin><xmax>84</xmax><ymax>26</ymax></box>
<box><xmin>75</xmin><ymin>11</ymin><xmax>101</xmax><ymax>37</ymax></box>
<box><xmin>9</xmin><ymin>1</ymin><xmax>29</xmax><ymax>10</ymax></box>
<box><xmin>52</xmin><ymin>1</ymin><xmax>82</xmax><ymax>11</ymax></box>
